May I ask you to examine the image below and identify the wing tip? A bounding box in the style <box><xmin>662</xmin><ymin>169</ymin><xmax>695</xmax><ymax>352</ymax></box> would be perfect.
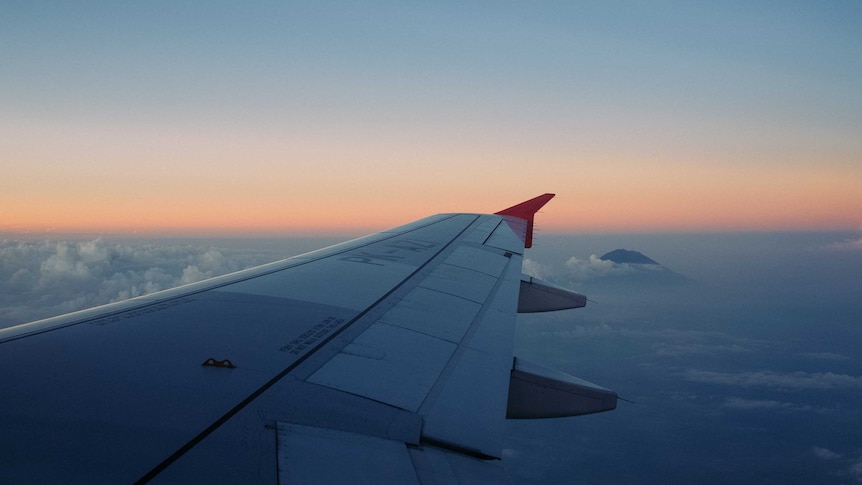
<box><xmin>494</xmin><ymin>193</ymin><xmax>556</xmax><ymax>248</ymax></box>
<box><xmin>494</xmin><ymin>193</ymin><xmax>555</xmax><ymax>220</ymax></box>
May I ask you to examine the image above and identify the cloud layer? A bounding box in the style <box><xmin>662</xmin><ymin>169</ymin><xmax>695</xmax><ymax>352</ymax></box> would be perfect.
<box><xmin>827</xmin><ymin>237</ymin><xmax>862</xmax><ymax>251</ymax></box>
<box><xmin>684</xmin><ymin>369</ymin><xmax>862</xmax><ymax>391</ymax></box>
<box><xmin>523</xmin><ymin>254</ymin><xmax>665</xmax><ymax>285</ymax></box>
<box><xmin>0</xmin><ymin>238</ymin><xmax>273</xmax><ymax>328</ymax></box>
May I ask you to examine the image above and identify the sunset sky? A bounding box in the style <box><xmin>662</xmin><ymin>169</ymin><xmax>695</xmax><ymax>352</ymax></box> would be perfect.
<box><xmin>2</xmin><ymin>2</ymin><xmax>861</xmax><ymax>234</ymax></box>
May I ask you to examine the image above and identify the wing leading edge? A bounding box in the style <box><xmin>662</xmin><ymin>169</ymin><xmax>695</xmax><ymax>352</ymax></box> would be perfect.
<box><xmin>0</xmin><ymin>194</ymin><xmax>616</xmax><ymax>484</ymax></box>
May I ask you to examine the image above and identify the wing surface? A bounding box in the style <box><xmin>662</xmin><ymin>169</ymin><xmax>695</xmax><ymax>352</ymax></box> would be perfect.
<box><xmin>0</xmin><ymin>194</ymin><xmax>614</xmax><ymax>484</ymax></box>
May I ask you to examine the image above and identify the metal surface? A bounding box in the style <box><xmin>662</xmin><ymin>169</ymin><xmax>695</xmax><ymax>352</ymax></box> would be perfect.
<box><xmin>517</xmin><ymin>275</ymin><xmax>588</xmax><ymax>313</ymax></box>
<box><xmin>507</xmin><ymin>357</ymin><xmax>618</xmax><ymax>418</ymax></box>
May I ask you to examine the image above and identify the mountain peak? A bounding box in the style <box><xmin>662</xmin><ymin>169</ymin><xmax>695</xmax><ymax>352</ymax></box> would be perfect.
<box><xmin>599</xmin><ymin>249</ymin><xmax>660</xmax><ymax>265</ymax></box>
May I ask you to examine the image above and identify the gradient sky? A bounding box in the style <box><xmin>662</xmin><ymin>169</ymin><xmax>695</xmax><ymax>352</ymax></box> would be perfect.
<box><xmin>2</xmin><ymin>1</ymin><xmax>861</xmax><ymax>234</ymax></box>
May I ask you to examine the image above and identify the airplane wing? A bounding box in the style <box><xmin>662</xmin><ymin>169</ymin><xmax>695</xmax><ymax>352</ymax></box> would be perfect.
<box><xmin>0</xmin><ymin>194</ymin><xmax>616</xmax><ymax>484</ymax></box>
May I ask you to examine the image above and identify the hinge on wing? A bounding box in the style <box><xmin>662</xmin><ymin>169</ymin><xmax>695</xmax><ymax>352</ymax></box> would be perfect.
<box><xmin>202</xmin><ymin>357</ymin><xmax>237</xmax><ymax>368</ymax></box>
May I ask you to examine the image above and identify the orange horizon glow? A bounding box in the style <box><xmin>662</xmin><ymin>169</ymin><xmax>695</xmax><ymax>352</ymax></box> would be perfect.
<box><xmin>5</xmin><ymin>119</ymin><xmax>859</xmax><ymax>237</ymax></box>
<box><xmin>5</xmin><ymin>148</ymin><xmax>860</xmax><ymax>236</ymax></box>
<box><xmin>3</xmin><ymin>187</ymin><xmax>859</xmax><ymax>237</ymax></box>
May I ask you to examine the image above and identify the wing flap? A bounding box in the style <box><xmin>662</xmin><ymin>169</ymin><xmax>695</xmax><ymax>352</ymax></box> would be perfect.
<box><xmin>518</xmin><ymin>275</ymin><xmax>588</xmax><ymax>313</ymax></box>
<box><xmin>506</xmin><ymin>357</ymin><xmax>618</xmax><ymax>418</ymax></box>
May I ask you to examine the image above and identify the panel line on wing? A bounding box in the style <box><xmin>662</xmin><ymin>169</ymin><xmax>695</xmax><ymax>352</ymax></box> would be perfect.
<box><xmin>307</xmin><ymin>321</ymin><xmax>457</xmax><ymax>411</ymax></box>
<box><xmin>417</xmin><ymin>264</ymin><xmax>498</xmax><ymax>304</ymax></box>
<box><xmin>376</xmin><ymin>287</ymin><xmax>480</xmax><ymax>344</ymax></box>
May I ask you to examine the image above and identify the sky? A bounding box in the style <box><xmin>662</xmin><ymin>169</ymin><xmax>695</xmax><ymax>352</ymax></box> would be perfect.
<box><xmin>2</xmin><ymin>1</ymin><xmax>861</xmax><ymax>234</ymax></box>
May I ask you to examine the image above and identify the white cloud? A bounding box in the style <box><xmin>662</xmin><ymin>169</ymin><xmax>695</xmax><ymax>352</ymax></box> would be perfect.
<box><xmin>521</xmin><ymin>253</ymin><xmax>651</xmax><ymax>285</ymax></box>
<box><xmin>802</xmin><ymin>352</ymin><xmax>850</xmax><ymax>361</ymax></box>
<box><xmin>180</xmin><ymin>264</ymin><xmax>210</xmax><ymax>285</ymax></box>
<box><xmin>501</xmin><ymin>448</ymin><xmax>519</xmax><ymax>458</ymax></box>
<box><xmin>563</xmin><ymin>255</ymin><xmax>639</xmax><ymax>281</ymax></box>
<box><xmin>851</xmin><ymin>454</ymin><xmax>862</xmax><ymax>483</ymax></box>
<box><xmin>811</xmin><ymin>448</ymin><xmax>862</xmax><ymax>483</ymax></box>
<box><xmin>826</xmin><ymin>237</ymin><xmax>862</xmax><ymax>251</ymax></box>
<box><xmin>0</xmin><ymin>238</ymin><xmax>274</xmax><ymax>328</ymax></box>
<box><xmin>521</xmin><ymin>258</ymin><xmax>551</xmax><ymax>280</ymax></box>
<box><xmin>812</xmin><ymin>447</ymin><xmax>842</xmax><ymax>460</ymax></box>
<box><xmin>554</xmin><ymin>322</ymin><xmax>618</xmax><ymax>338</ymax></box>
<box><xmin>656</xmin><ymin>342</ymin><xmax>751</xmax><ymax>357</ymax></box>
<box><xmin>723</xmin><ymin>397</ymin><xmax>791</xmax><ymax>410</ymax></box>
<box><xmin>552</xmin><ymin>324</ymin><xmax>766</xmax><ymax>359</ymax></box>
<box><xmin>684</xmin><ymin>369</ymin><xmax>862</xmax><ymax>390</ymax></box>
<box><xmin>722</xmin><ymin>397</ymin><xmax>818</xmax><ymax>412</ymax></box>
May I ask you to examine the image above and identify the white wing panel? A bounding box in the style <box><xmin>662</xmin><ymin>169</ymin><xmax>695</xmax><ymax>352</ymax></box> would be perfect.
<box><xmin>308</xmin><ymin>322</ymin><xmax>456</xmax><ymax>411</ymax></box>
<box><xmin>419</xmin><ymin>263</ymin><xmax>497</xmax><ymax>304</ymax></box>
<box><xmin>444</xmin><ymin>245</ymin><xmax>508</xmax><ymax>277</ymax></box>
<box><xmin>377</xmin><ymin>286</ymin><xmax>481</xmax><ymax>343</ymax></box>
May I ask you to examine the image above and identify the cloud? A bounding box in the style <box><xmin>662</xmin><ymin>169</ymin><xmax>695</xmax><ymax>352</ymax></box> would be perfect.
<box><xmin>501</xmin><ymin>448</ymin><xmax>519</xmax><ymax>458</ymax></box>
<box><xmin>655</xmin><ymin>342</ymin><xmax>751</xmax><ymax>357</ymax></box>
<box><xmin>722</xmin><ymin>397</ymin><xmax>816</xmax><ymax>412</ymax></box>
<box><xmin>652</xmin><ymin>328</ymin><xmax>763</xmax><ymax>357</ymax></box>
<box><xmin>553</xmin><ymin>322</ymin><xmax>619</xmax><ymax>338</ymax></box>
<box><xmin>852</xmin><ymin>455</ymin><xmax>862</xmax><ymax>483</ymax></box>
<box><xmin>563</xmin><ymin>255</ymin><xmax>640</xmax><ymax>281</ymax></box>
<box><xmin>723</xmin><ymin>397</ymin><xmax>790</xmax><ymax>410</ymax></box>
<box><xmin>802</xmin><ymin>352</ymin><xmax>850</xmax><ymax>361</ymax></box>
<box><xmin>524</xmin><ymin>253</ymin><xmax>663</xmax><ymax>285</ymax></box>
<box><xmin>521</xmin><ymin>258</ymin><xmax>551</xmax><ymax>280</ymax></box>
<box><xmin>812</xmin><ymin>447</ymin><xmax>841</xmax><ymax>460</ymax></box>
<box><xmin>684</xmin><ymin>370</ymin><xmax>862</xmax><ymax>391</ymax></box>
<box><xmin>811</xmin><ymin>448</ymin><xmax>862</xmax><ymax>483</ymax></box>
<box><xmin>826</xmin><ymin>237</ymin><xmax>862</xmax><ymax>251</ymax></box>
<box><xmin>0</xmin><ymin>238</ymin><xmax>274</xmax><ymax>328</ymax></box>
<box><xmin>551</xmin><ymin>324</ymin><xmax>766</xmax><ymax>358</ymax></box>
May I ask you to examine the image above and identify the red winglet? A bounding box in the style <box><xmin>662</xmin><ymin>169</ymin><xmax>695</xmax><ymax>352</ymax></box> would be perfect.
<box><xmin>495</xmin><ymin>193</ymin><xmax>555</xmax><ymax>248</ymax></box>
